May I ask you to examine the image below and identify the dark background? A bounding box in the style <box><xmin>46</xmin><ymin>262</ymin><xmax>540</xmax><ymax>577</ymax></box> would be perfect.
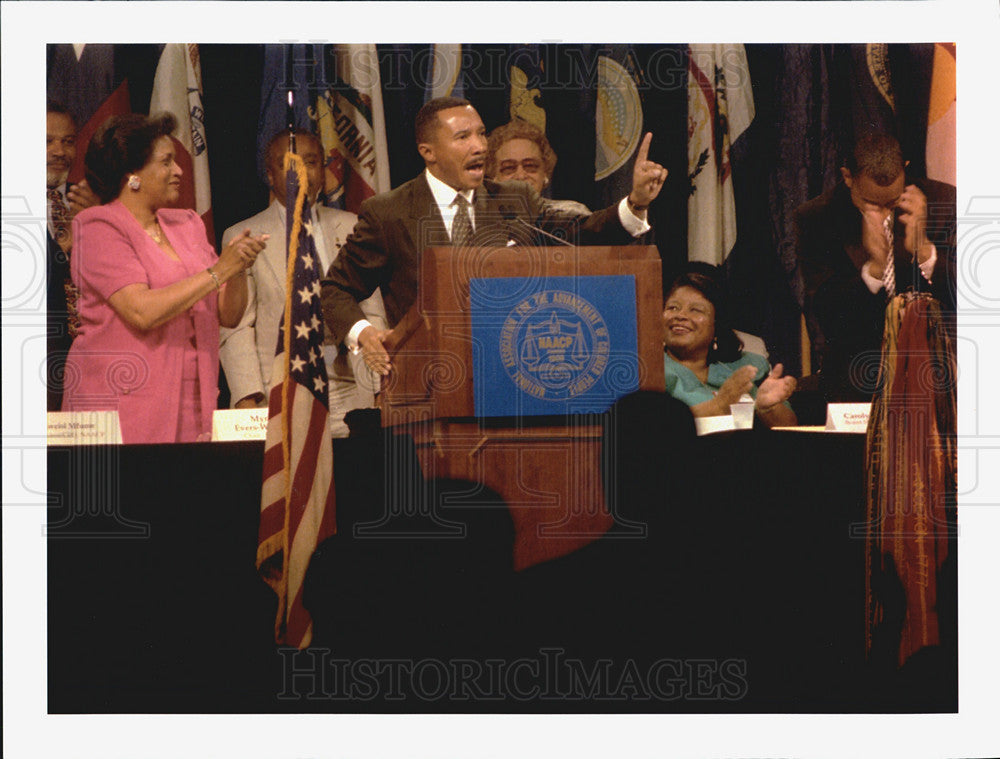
<box><xmin>48</xmin><ymin>43</ymin><xmax>941</xmax><ymax>378</ymax></box>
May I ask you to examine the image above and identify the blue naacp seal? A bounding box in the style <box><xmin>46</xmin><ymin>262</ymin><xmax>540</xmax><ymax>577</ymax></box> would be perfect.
<box><xmin>499</xmin><ymin>290</ymin><xmax>611</xmax><ymax>401</ymax></box>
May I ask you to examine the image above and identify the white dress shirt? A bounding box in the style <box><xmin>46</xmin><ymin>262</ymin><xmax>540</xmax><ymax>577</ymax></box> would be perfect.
<box><xmin>345</xmin><ymin>170</ymin><xmax>651</xmax><ymax>350</ymax></box>
<box><xmin>860</xmin><ymin>246</ymin><xmax>937</xmax><ymax>293</ymax></box>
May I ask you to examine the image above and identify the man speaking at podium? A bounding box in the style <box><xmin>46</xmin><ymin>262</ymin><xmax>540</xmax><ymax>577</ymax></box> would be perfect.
<box><xmin>320</xmin><ymin>96</ymin><xmax>667</xmax><ymax>377</ymax></box>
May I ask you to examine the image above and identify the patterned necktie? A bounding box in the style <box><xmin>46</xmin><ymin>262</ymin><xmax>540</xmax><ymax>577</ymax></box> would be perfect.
<box><xmin>48</xmin><ymin>186</ymin><xmax>70</xmax><ymax>245</ymax></box>
<box><xmin>882</xmin><ymin>213</ymin><xmax>896</xmax><ymax>298</ymax></box>
<box><xmin>451</xmin><ymin>193</ymin><xmax>473</xmax><ymax>248</ymax></box>
<box><xmin>48</xmin><ymin>187</ymin><xmax>81</xmax><ymax>336</ymax></box>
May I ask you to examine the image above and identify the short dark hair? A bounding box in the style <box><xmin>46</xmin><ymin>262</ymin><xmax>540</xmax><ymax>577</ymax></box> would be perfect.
<box><xmin>85</xmin><ymin>112</ymin><xmax>177</xmax><ymax>204</ymax></box>
<box><xmin>845</xmin><ymin>132</ymin><xmax>905</xmax><ymax>186</ymax></box>
<box><xmin>46</xmin><ymin>99</ymin><xmax>75</xmax><ymax>124</ymax></box>
<box><xmin>665</xmin><ymin>265</ymin><xmax>743</xmax><ymax>364</ymax></box>
<box><xmin>414</xmin><ymin>96</ymin><xmax>474</xmax><ymax>144</ymax></box>
<box><xmin>485</xmin><ymin>119</ymin><xmax>557</xmax><ymax>181</ymax></box>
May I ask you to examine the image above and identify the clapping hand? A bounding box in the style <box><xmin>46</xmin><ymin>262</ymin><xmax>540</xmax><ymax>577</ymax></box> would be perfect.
<box><xmin>66</xmin><ymin>179</ymin><xmax>99</xmax><ymax>217</ymax></box>
<box><xmin>756</xmin><ymin>363</ymin><xmax>796</xmax><ymax>409</ymax></box>
<box><xmin>54</xmin><ymin>179</ymin><xmax>100</xmax><ymax>253</ymax></box>
<box><xmin>220</xmin><ymin>229</ymin><xmax>269</xmax><ymax>273</ymax></box>
<box><xmin>716</xmin><ymin>364</ymin><xmax>758</xmax><ymax>408</ymax></box>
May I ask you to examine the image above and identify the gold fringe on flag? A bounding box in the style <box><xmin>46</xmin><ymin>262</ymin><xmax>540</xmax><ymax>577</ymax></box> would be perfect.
<box><xmin>864</xmin><ymin>293</ymin><xmax>956</xmax><ymax>668</ymax></box>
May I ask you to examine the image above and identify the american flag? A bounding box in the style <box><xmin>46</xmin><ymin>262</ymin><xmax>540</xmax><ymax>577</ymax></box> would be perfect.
<box><xmin>257</xmin><ymin>149</ymin><xmax>337</xmax><ymax>648</ymax></box>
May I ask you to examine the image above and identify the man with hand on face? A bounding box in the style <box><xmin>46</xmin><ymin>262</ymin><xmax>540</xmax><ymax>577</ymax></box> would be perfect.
<box><xmin>219</xmin><ymin>129</ymin><xmax>387</xmax><ymax>437</ymax></box>
<box><xmin>46</xmin><ymin>100</ymin><xmax>100</xmax><ymax>409</ymax></box>
<box><xmin>321</xmin><ymin>96</ymin><xmax>668</xmax><ymax>378</ymax></box>
<box><xmin>795</xmin><ymin>132</ymin><xmax>955</xmax><ymax>402</ymax></box>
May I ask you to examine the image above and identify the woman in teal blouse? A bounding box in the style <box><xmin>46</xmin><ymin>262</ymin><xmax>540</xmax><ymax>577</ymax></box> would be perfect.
<box><xmin>662</xmin><ymin>269</ymin><xmax>798</xmax><ymax>427</ymax></box>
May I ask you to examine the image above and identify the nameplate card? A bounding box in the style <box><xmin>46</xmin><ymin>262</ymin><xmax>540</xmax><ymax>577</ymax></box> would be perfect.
<box><xmin>825</xmin><ymin>403</ymin><xmax>872</xmax><ymax>433</ymax></box>
<box><xmin>212</xmin><ymin>409</ymin><xmax>269</xmax><ymax>441</ymax></box>
<box><xmin>47</xmin><ymin>411</ymin><xmax>123</xmax><ymax>445</ymax></box>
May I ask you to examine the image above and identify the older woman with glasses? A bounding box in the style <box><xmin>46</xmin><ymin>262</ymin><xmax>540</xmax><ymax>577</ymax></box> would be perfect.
<box><xmin>485</xmin><ymin>119</ymin><xmax>590</xmax><ymax>214</ymax></box>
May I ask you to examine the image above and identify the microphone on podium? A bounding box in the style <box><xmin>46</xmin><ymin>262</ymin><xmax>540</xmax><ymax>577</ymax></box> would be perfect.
<box><xmin>498</xmin><ymin>206</ymin><xmax>574</xmax><ymax>247</ymax></box>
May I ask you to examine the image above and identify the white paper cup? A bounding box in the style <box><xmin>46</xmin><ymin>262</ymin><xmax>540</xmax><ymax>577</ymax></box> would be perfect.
<box><xmin>694</xmin><ymin>415</ymin><xmax>736</xmax><ymax>436</ymax></box>
<box><xmin>730</xmin><ymin>401</ymin><xmax>755</xmax><ymax>429</ymax></box>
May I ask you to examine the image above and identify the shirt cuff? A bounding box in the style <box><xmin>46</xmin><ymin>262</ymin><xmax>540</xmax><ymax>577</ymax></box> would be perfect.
<box><xmin>346</xmin><ymin>319</ymin><xmax>373</xmax><ymax>353</ymax></box>
<box><xmin>860</xmin><ymin>244</ymin><xmax>938</xmax><ymax>294</ymax></box>
<box><xmin>919</xmin><ymin>244</ymin><xmax>937</xmax><ymax>284</ymax></box>
<box><xmin>860</xmin><ymin>260</ymin><xmax>885</xmax><ymax>294</ymax></box>
<box><xmin>618</xmin><ymin>197</ymin><xmax>651</xmax><ymax>237</ymax></box>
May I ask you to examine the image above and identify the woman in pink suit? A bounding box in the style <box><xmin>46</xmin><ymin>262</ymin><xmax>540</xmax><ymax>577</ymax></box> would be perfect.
<box><xmin>62</xmin><ymin>113</ymin><xmax>267</xmax><ymax>443</ymax></box>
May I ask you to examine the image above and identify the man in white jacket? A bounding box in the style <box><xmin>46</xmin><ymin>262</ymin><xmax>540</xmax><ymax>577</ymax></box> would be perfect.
<box><xmin>220</xmin><ymin>129</ymin><xmax>387</xmax><ymax>436</ymax></box>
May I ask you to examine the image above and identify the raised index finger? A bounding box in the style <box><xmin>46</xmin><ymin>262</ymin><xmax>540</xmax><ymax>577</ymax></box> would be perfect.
<box><xmin>635</xmin><ymin>132</ymin><xmax>652</xmax><ymax>164</ymax></box>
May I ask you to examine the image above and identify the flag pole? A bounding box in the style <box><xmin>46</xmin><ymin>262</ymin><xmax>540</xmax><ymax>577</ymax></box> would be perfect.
<box><xmin>287</xmin><ymin>88</ymin><xmax>297</xmax><ymax>155</ymax></box>
<box><xmin>278</xmin><ymin>83</ymin><xmax>300</xmax><ymax>642</ymax></box>
<box><xmin>259</xmin><ymin>77</ymin><xmax>337</xmax><ymax>647</ymax></box>
<box><xmin>283</xmin><ymin>43</ymin><xmax>296</xmax><ymax>155</ymax></box>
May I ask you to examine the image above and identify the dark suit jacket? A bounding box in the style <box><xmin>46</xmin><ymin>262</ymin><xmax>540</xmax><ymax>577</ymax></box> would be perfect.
<box><xmin>795</xmin><ymin>178</ymin><xmax>956</xmax><ymax>401</ymax></box>
<box><xmin>47</xmin><ymin>231</ymin><xmax>74</xmax><ymax>410</ymax></box>
<box><xmin>320</xmin><ymin>174</ymin><xmax>645</xmax><ymax>343</ymax></box>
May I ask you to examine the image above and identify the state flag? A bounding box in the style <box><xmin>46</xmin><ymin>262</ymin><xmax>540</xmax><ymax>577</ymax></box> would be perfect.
<box><xmin>149</xmin><ymin>43</ymin><xmax>214</xmax><ymax>241</ymax></box>
<box><xmin>687</xmin><ymin>44</ymin><xmax>755</xmax><ymax>265</ymax></box>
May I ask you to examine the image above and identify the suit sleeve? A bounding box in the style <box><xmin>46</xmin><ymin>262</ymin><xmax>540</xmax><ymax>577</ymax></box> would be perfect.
<box><xmin>533</xmin><ymin>188</ymin><xmax>650</xmax><ymax>247</ymax></box>
<box><xmin>321</xmin><ymin>199</ymin><xmax>391</xmax><ymax>345</ymax></box>
<box><xmin>328</xmin><ymin>209</ymin><xmax>388</xmax><ymax>333</ymax></box>
<box><xmin>924</xmin><ymin>180</ymin><xmax>957</xmax><ymax>313</ymax></box>
<box><xmin>219</xmin><ymin>224</ymin><xmax>265</xmax><ymax>406</ymax></box>
<box><xmin>795</xmin><ymin>201</ymin><xmax>884</xmax><ymax>367</ymax></box>
<box><xmin>326</xmin><ymin>210</ymin><xmax>388</xmax><ymax>387</ymax></box>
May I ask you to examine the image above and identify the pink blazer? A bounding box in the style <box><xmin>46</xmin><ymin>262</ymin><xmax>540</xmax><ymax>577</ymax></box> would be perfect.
<box><xmin>62</xmin><ymin>201</ymin><xmax>220</xmax><ymax>443</ymax></box>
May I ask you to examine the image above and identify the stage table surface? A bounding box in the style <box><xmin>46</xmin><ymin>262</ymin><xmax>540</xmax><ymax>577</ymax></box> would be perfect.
<box><xmin>48</xmin><ymin>427</ymin><xmax>953</xmax><ymax>713</ymax></box>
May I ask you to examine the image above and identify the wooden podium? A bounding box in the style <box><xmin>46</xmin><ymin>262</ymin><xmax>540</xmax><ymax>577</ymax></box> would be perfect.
<box><xmin>380</xmin><ymin>246</ymin><xmax>664</xmax><ymax>570</ymax></box>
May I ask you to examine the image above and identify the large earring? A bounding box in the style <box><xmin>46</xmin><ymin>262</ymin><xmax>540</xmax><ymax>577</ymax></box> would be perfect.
<box><xmin>127</xmin><ymin>175</ymin><xmax>141</xmax><ymax>191</ymax></box>
<box><xmin>712</xmin><ymin>336</ymin><xmax>719</xmax><ymax>352</ymax></box>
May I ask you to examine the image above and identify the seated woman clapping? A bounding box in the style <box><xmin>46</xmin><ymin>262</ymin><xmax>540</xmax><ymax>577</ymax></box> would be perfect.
<box><xmin>662</xmin><ymin>269</ymin><xmax>797</xmax><ymax>428</ymax></box>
